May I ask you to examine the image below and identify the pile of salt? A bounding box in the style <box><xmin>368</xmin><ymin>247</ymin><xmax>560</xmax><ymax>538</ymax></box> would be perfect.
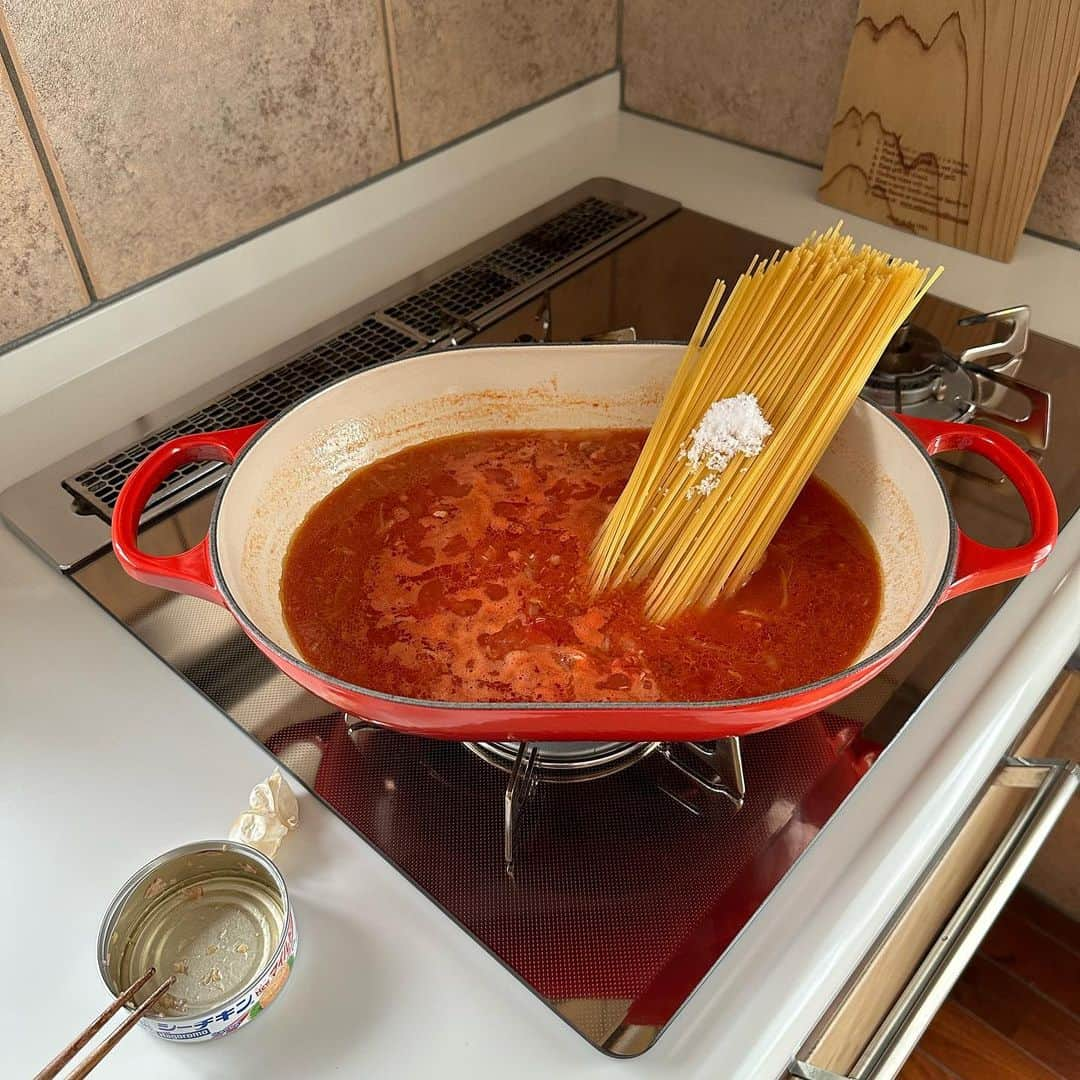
<box><xmin>682</xmin><ymin>393</ymin><xmax>772</xmax><ymax>497</ymax></box>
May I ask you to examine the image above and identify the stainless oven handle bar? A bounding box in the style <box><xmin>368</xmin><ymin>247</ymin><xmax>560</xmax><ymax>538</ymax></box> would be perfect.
<box><xmin>791</xmin><ymin>756</ymin><xmax>1077</xmax><ymax>1080</ymax></box>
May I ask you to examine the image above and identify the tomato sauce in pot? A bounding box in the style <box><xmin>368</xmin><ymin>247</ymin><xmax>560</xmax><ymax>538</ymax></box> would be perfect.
<box><xmin>280</xmin><ymin>430</ymin><xmax>882</xmax><ymax>703</ymax></box>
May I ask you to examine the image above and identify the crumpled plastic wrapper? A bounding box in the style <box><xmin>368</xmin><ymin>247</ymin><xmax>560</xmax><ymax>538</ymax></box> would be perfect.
<box><xmin>228</xmin><ymin>769</ymin><xmax>299</xmax><ymax>859</ymax></box>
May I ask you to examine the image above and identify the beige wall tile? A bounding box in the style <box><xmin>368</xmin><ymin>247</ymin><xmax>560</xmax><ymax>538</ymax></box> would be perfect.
<box><xmin>1</xmin><ymin>1</ymin><xmax>400</xmax><ymax>297</ymax></box>
<box><xmin>623</xmin><ymin>0</ymin><xmax>859</xmax><ymax>166</ymax></box>
<box><xmin>0</xmin><ymin>67</ymin><xmax>86</xmax><ymax>344</ymax></box>
<box><xmin>386</xmin><ymin>0</ymin><xmax>616</xmax><ymax>160</ymax></box>
<box><xmin>1028</xmin><ymin>83</ymin><xmax>1080</xmax><ymax>246</ymax></box>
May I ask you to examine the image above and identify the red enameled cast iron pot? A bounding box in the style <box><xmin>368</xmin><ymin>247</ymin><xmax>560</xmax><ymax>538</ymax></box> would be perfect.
<box><xmin>111</xmin><ymin>344</ymin><xmax>1057</xmax><ymax>742</ymax></box>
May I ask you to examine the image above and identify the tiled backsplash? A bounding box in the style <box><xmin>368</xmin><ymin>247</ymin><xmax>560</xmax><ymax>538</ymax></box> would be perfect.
<box><xmin>386</xmin><ymin>0</ymin><xmax>616</xmax><ymax>159</ymax></box>
<box><xmin>0</xmin><ymin>0</ymin><xmax>1075</xmax><ymax>352</ymax></box>
<box><xmin>0</xmin><ymin>0</ymin><xmax>616</xmax><ymax>349</ymax></box>
<box><xmin>623</xmin><ymin>0</ymin><xmax>859</xmax><ymax>166</ymax></box>
<box><xmin>622</xmin><ymin>0</ymin><xmax>1080</xmax><ymax>248</ymax></box>
<box><xmin>0</xmin><ymin>55</ymin><xmax>86</xmax><ymax>340</ymax></box>
<box><xmin>1028</xmin><ymin>80</ymin><xmax>1080</xmax><ymax>246</ymax></box>
<box><xmin>2</xmin><ymin>0</ymin><xmax>400</xmax><ymax>297</ymax></box>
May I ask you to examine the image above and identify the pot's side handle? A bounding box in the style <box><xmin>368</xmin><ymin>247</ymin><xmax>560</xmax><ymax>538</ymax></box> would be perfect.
<box><xmin>895</xmin><ymin>414</ymin><xmax>1058</xmax><ymax>601</ymax></box>
<box><xmin>111</xmin><ymin>423</ymin><xmax>266</xmax><ymax>605</ymax></box>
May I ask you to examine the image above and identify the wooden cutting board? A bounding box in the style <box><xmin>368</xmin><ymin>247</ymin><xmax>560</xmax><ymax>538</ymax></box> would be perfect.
<box><xmin>818</xmin><ymin>1</ymin><xmax>1080</xmax><ymax>261</ymax></box>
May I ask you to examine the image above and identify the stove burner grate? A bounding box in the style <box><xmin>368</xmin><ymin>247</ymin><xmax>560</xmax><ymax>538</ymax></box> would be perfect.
<box><xmin>349</xmin><ymin>720</ymin><xmax>748</xmax><ymax>873</ymax></box>
<box><xmin>472</xmin><ymin>735</ymin><xmax>745</xmax><ymax>871</ymax></box>
<box><xmin>860</xmin><ymin>306</ymin><xmax>1050</xmax><ymax>455</ymax></box>
<box><xmin>493</xmin><ymin>737</ymin><xmax>748</xmax><ymax>873</ymax></box>
<box><xmin>464</xmin><ymin>739</ymin><xmax>662</xmax><ymax>781</ymax></box>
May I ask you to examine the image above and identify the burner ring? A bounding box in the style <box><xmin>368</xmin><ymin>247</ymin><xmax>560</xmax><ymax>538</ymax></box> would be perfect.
<box><xmin>870</xmin><ymin>323</ymin><xmax>950</xmax><ymax>391</ymax></box>
<box><xmin>861</xmin><ymin>361</ymin><xmax>976</xmax><ymax>421</ymax></box>
<box><xmin>464</xmin><ymin>740</ymin><xmax>661</xmax><ymax>782</ymax></box>
<box><xmin>868</xmin><ymin>357</ymin><xmax>944</xmax><ymax>385</ymax></box>
<box><xmin>865</xmin><ymin>363</ymin><xmax>943</xmax><ymax>391</ymax></box>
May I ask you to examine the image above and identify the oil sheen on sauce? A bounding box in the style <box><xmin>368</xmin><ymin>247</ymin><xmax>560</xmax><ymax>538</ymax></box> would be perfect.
<box><xmin>280</xmin><ymin>430</ymin><xmax>883</xmax><ymax>703</ymax></box>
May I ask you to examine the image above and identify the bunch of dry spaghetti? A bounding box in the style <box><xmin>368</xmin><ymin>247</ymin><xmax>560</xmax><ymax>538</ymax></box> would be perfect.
<box><xmin>589</xmin><ymin>223</ymin><xmax>941</xmax><ymax>621</ymax></box>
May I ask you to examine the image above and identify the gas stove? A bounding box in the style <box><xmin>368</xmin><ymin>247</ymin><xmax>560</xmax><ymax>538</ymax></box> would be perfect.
<box><xmin>863</xmin><ymin>307</ymin><xmax>1050</xmax><ymax>451</ymax></box>
<box><xmin>3</xmin><ymin>180</ymin><xmax>1079</xmax><ymax>1057</ymax></box>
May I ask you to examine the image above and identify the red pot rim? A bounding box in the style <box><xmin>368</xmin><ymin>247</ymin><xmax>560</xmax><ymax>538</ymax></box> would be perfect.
<box><xmin>205</xmin><ymin>402</ymin><xmax>959</xmax><ymax>715</ymax></box>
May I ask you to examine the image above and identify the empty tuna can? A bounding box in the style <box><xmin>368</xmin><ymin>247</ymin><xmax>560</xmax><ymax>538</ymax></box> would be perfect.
<box><xmin>97</xmin><ymin>840</ymin><xmax>297</xmax><ymax>1040</ymax></box>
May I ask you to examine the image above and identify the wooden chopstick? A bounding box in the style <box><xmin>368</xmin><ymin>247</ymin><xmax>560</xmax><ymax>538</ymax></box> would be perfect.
<box><xmin>65</xmin><ymin>978</ymin><xmax>176</xmax><ymax>1079</ymax></box>
<box><xmin>34</xmin><ymin>969</ymin><xmax>175</xmax><ymax>1080</ymax></box>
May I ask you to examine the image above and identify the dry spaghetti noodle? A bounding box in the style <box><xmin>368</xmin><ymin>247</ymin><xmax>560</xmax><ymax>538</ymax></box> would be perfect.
<box><xmin>589</xmin><ymin>223</ymin><xmax>941</xmax><ymax>621</ymax></box>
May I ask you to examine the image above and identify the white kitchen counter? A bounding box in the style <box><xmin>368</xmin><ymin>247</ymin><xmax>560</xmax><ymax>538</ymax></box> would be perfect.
<box><xmin>3</xmin><ymin>73</ymin><xmax>1080</xmax><ymax>1078</ymax></box>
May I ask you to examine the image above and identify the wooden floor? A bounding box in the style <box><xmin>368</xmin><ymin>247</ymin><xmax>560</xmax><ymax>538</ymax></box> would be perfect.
<box><xmin>900</xmin><ymin>889</ymin><xmax>1080</xmax><ymax>1080</ymax></box>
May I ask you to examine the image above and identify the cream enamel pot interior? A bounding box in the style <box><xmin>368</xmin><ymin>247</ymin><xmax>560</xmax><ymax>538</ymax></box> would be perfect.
<box><xmin>112</xmin><ymin>343</ymin><xmax>1057</xmax><ymax>742</ymax></box>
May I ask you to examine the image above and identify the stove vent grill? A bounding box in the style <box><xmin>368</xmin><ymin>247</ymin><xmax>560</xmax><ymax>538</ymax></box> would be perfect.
<box><xmin>63</xmin><ymin>195</ymin><xmax>643</xmax><ymax>522</ymax></box>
